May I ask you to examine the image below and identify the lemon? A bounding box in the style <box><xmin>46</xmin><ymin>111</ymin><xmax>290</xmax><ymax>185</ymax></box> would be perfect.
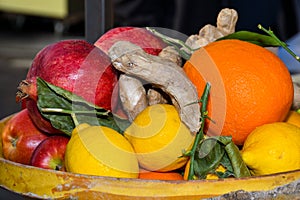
<box><xmin>65</xmin><ymin>123</ymin><xmax>139</xmax><ymax>178</ymax></box>
<box><xmin>124</xmin><ymin>104</ymin><xmax>195</xmax><ymax>172</ymax></box>
<box><xmin>205</xmin><ymin>165</ymin><xmax>227</xmax><ymax>180</ymax></box>
<box><xmin>285</xmin><ymin>110</ymin><xmax>300</xmax><ymax>128</ymax></box>
<box><xmin>241</xmin><ymin>122</ymin><xmax>300</xmax><ymax>176</ymax></box>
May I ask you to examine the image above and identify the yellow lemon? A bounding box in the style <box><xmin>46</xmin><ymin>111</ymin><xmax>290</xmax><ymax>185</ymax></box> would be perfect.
<box><xmin>285</xmin><ymin>110</ymin><xmax>300</xmax><ymax>128</ymax></box>
<box><xmin>205</xmin><ymin>165</ymin><xmax>227</xmax><ymax>180</ymax></box>
<box><xmin>124</xmin><ymin>104</ymin><xmax>195</xmax><ymax>172</ymax></box>
<box><xmin>241</xmin><ymin>122</ymin><xmax>300</xmax><ymax>176</ymax></box>
<box><xmin>65</xmin><ymin>123</ymin><xmax>139</xmax><ymax>178</ymax></box>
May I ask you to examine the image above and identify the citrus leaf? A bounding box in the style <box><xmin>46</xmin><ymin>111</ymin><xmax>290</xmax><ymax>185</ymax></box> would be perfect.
<box><xmin>224</xmin><ymin>139</ymin><xmax>251</xmax><ymax>177</ymax></box>
<box><xmin>217</xmin><ymin>30</ymin><xmax>281</xmax><ymax>47</ymax></box>
<box><xmin>36</xmin><ymin>77</ymin><xmax>130</xmax><ymax>136</ymax></box>
<box><xmin>193</xmin><ymin>138</ymin><xmax>225</xmax><ymax>179</ymax></box>
<box><xmin>215</xmin><ymin>136</ymin><xmax>251</xmax><ymax>178</ymax></box>
<box><xmin>218</xmin><ymin>154</ymin><xmax>235</xmax><ymax>178</ymax></box>
<box><xmin>192</xmin><ymin>136</ymin><xmax>251</xmax><ymax>179</ymax></box>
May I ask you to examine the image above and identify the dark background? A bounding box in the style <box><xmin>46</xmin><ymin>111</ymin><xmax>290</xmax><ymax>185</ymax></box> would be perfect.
<box><xmin>0</xmin><ymin>0</ymin><xmax>299</xmax><ymax>199</ymax></box>
<box><xmin>1</xmin><ymin>0</ymin><xmax>299</xmax><ymax>119</ymax></box>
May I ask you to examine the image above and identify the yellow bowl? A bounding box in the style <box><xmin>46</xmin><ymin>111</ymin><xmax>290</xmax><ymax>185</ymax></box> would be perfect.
<box><xmin>0</xmin><ymin>114</ymin><xmax>300</xmax><ymax>199</ymax></box>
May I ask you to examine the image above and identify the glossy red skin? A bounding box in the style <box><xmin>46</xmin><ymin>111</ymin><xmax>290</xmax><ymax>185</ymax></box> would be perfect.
<box><xmin>30</xmin><ymin>135</ymin><xmax>69</xmax><ymax>171</ymax></box>
<box><xmin>1</xmin><ymin>109</ymin><xmax>48</xmax><ymax>165</ymax></box>
<box><xmin>94</xmin><ymin>27</ymin><xmax>166</xmax><ymax>118</ymax></box>
<box><xmin>22</xmin><ymin>39</ymin><xmax>119</xmax><ymax>133</ymax></box>
<box><xmin>94</xmin><ymin>27</ymin><xmax>166</xmax><ymax>55</ymax></box>
<box><xmin>26</xmin><ymin>99</ymin><xmax>61</xmax><ymax>134</ymax></box>
<box><xmin>26</xmin><ymin>39</ymin><xmax>118</xmax><ymax>109</ymax></box>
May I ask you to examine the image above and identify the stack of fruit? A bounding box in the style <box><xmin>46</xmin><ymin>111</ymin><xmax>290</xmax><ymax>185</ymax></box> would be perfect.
<box><xmin>1</xmin><ymin>9</ymin><xmax>300</xmax><ymax>183</ymax></box>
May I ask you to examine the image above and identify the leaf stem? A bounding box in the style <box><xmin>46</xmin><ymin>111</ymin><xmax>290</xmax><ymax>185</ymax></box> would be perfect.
<box><xmin>146</xmin><ymin>27</ymin><xmax>195</xmax><ymax>60</ymax></box>
<box><xmin>40</xmin><ymin>107</ymin><xmax>102</xmax><ymax>115</ymax></box>
<box><xmin>146</xmin><ymin>27</ymin><xmax>192</xmax><ymax>50</ymax></box>
<box><xmin>70</xmin><ymin>113</ymin><xmax>79</xmax><ymax>127</ymax></box>
<box><xmin>40</xmin><ymin>107</ymin><xmax>99</xmax><ymax>127</ymax></box>
<box><xmin>257</xmin><ymin>24</ymin><xmax>300</xmax><ymax>62</ymax></box>
<box><xmin>187</xmin><ymin>82</ymin><xmax>211</xmax><ymax>180</ymax></box>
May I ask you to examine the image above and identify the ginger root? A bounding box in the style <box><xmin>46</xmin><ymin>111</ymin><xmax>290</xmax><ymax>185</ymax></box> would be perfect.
<box><xmin>184</xmin><ymin>8</ymin><xmax>238</xmax><ymax>53</ymax></box>
<box><xmin>217</xmin><ymin>8</ymin><xmax>238</xmax><ymax>35</ymax></box>
<box><xmin>109</xmin><ymin>41</ymin><xmax>201</xmax><ymax>133</ymax></box>
<box><xmin>118</xmin><ymin>74</ymin><xmax>148</xmax><ymax>121</ymax></box>
<box><xmin>147</xmin><ymin>88</ymin><xmax>169</xmax><ymax>106</ymax></box>
<box><xmin>117</xmin><ymin>45</ymin><xmax>182</xmax><ymax>122</ymax></box>
<box><xmin>158</xmin><ymin>46</ymin><xmax>182</xmax><ymax>66</ymax></box>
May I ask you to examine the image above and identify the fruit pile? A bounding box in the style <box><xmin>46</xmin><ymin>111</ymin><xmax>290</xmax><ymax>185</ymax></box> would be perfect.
<box><xmin>1</xmin><ymin>8</ymin><xmax>300</xmax><ymax>181</ymax></box>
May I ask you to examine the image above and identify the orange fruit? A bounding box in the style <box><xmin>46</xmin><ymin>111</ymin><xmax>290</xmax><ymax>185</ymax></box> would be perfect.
<box><xmin>139</xmin><ymin>169</ymin><xmax>184</xmax><ymax>180</ymax></box>
<box><xmin>183</xmin><ymin>160</ymin><xmax>191</xmax><ymax>180</ymax></box>
<box><xmin>183</xmin><ymin>39</ymin><xmax>293</xmax><ymax>145</ymax></box>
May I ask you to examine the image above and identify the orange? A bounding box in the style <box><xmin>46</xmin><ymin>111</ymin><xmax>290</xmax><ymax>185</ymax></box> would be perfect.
<box><xmin>285</xmin><ymin>110</ymin><xmax>300</xmax><ymax>128</ymax></box>
<box><xmin>183</xmin><ymin>39</ymin><xmax>293</xmax><ymax>145</ymax></box>
<box><xmin>138</xmin><ymin>169</ymin><xmax>184</xmax><ymax>180</ymax></box>
<box><xmin>183</xmin><ymin>160</ymin><xmax>191</xmax><ymax>180</ymax></box>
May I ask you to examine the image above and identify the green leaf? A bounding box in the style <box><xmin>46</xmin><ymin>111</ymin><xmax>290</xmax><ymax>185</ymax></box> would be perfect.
<box><xmin>218</xmin><ymin>154</ymin><xmax>235</xmax><ymax>178</ymax></box>
<box><xmin>217</xmin><ymin>30</ymin><xmax>281</xmax><ymax>47</ymax></box>
<box><xmin>193</xmin><ymin>138</ymin><xmax>225</xmax><ymax>179</ymax></box>
<box><xmin>215</xmin><ymin>136</ymin><xmax>251</xmax><ymax>177</ymax></box>
<box><xmin>36</xmin><ymin>77</ymin><xmax>130</xmax><ymax>136</ymax></box>
<box><xmin>192</xmin><ymin>136</ymin><xmax>251</xmax><ymax>179</ymax></box>
<box><xmin>224</xmin><ymin>139</ymin><xmax>251</xmax><ymax>178</ymax></box>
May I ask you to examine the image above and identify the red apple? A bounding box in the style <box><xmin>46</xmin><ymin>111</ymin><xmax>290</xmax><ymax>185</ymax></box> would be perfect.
<box><xmin>30</xmin><ymin>135</ymin><xmax>69</xmax><ymax>171</ymax></box>
<box><xmin>1</xmin><ymin>109</ymin><xmax>48</xmax><ymax>165</ymax></box>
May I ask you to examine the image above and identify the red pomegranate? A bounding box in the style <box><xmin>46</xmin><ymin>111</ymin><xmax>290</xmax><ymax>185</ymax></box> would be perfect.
<box><xmin>17</xmin><ymin>39</ymin><xmax>119</xmax><ymax>133</ymax></box>
<box><xmin>94</xmin><ymin>27</ymin><xmax>166</xmax><ymax>55</ymax></box>
<box><xmin>94</xmin><ymin>27</ymin><xmax>167</xmax><ymax>118</ymax></box>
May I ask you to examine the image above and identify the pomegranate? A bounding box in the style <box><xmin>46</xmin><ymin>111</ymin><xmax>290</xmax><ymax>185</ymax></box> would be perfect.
<box><xmin>94</xmin><ymin>27</ymin><xmax>166</xmax><ymax>55</ymax></box>
<box><xmin>94</xmin><ymin>27</ymin><xmax>167</xmax><ymax>118</ymax></box>
<box><xmin>17</xmin><ymin>39</ymin><xmax>119</xmax><ymax>133</ymax></box>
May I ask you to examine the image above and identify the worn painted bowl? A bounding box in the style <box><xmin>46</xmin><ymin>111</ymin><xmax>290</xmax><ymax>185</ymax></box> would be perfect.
<box><xmin>0</xmin><ymin>114</ymin><xmax>300</xmax><ymax>199</ymax></box>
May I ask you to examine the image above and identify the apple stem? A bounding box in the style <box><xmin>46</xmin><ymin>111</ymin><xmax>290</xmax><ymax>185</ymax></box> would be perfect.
<box><xmin>10</xmin><ymin>137</ymin><xmax>18</xmax><ymax>147</ymax></box>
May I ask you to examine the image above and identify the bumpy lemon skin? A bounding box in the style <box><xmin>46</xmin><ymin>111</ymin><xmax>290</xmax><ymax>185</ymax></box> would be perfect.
<box><xmin>285</xmin><ymin>111</ymin><xmax>300</xmax><ymax>128</ymax></box>
<box><xmin>65</xmin><ymin>124</ymin><xmax>139</xmax><ymax>179</ymax></box>
<box><xmin>124</xmin><ymin>104</ymin><xmax>195</xmax><ymax>172</ymax></box>
<box><xmin>241</xmin><ymin>122</ymin><xmax>300</xmax><ymax>176</ymax></box>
